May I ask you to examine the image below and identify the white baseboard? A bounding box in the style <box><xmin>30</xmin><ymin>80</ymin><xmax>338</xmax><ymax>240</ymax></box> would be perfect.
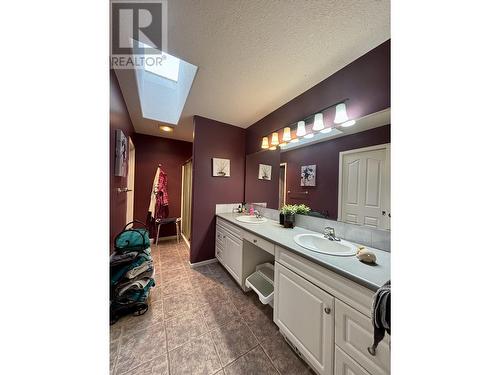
<box><xmin>189</xmin><ymin>258</ymin><xmax>218</xmax><ymax>268</ymax></box>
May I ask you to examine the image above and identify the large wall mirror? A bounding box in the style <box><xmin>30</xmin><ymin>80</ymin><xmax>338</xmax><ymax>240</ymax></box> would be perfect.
<box><xmin>245</xmin><ymin>109</ymin><xmax>391</xmax><ymax>230</ymax></box>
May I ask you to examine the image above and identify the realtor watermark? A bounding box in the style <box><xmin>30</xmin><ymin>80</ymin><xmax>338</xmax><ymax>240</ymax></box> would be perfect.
<box><xmin>110</xmin><ymin>0</ymin><xmax>168</xmax><ymax>69</ymax></box>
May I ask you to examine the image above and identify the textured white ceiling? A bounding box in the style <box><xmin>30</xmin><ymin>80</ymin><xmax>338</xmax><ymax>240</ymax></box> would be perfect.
<box><xmin>127</xmin><ymin>0</ymin><xmax>390</xmax><ymax>141</ymax></box>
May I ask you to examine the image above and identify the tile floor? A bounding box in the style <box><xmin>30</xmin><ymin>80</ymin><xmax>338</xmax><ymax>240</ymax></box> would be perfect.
<box><xmin>110</xmin><ymin>239</ymin><xmax>314</xmax><ymax>375</ymax></box>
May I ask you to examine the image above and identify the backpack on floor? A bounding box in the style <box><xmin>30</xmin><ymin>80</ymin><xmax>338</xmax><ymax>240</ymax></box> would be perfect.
<box><xmin>114</xmin><ymin>220</ymin><xmax>150</xmax><ymax>253</ymax></box>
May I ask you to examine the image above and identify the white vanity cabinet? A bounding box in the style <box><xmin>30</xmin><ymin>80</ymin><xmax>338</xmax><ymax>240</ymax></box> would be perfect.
<box><xmin>215</xmin><ymin>218</ymin><xmax>243</xmax><ymax>284</ymax></box>
<box><xmin>274</xmin><ymin>246</ymin><xmax>390</xmax><ymax>375</ymax></box>
<box><xmin>215</xmin><ymin>218</ymin><xmax>274</xmax><ymax>290</ymax></box>
<box><xmin>274</xmin><ymin>262</ymin><xmax>334</xmax><ymax>375</ymax></box>
<box><xmin>214</xmin><ymin>217</ymin><xmax>390</xmax><ymax>375</ymax></box>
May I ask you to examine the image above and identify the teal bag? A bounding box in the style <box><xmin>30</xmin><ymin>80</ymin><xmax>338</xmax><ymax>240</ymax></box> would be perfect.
<box><xmin>114</xmin><ymin>220</ymin><xmax>150</xmax><ymax>253</ymax></box>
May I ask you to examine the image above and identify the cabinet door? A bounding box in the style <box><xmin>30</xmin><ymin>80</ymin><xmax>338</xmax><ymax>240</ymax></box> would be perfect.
<box><xmin>334</xmin><ymin>347</ymin><xmax>370</xmax><ymax>375</ymax></box>
<box><xmin>274</xmin><ymin>262</ymin><xmax>334</xmax><ymax>375</ymax></box>
<box><xmin>335</xmin><ymin>299</ymin><xmax>390</xmax><ymax>375</ymax></box>
<box><xmin>223</xmin><ymin>234</ymin><xmax>242</xmax><ymax>284</ymax></box>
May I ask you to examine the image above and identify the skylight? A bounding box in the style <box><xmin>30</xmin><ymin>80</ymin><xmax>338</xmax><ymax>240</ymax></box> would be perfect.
<box><xmin>132</xmin><ymin>40</ymin><xmax>198</xmax><ymax>125</ymax></box>
<box><xmin>144</xmin><ymin>53</ymin><xmax>180</xmax><ymax>82</ymax></box>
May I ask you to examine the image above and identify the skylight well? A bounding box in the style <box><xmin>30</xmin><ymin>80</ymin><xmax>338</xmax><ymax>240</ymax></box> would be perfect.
<box><xmin>132</xmin><ymin>40</ymin><xmax>198</xmax><ymax>125</ymax></box>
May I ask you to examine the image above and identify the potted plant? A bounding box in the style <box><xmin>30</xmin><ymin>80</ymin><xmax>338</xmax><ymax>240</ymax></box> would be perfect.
<box><xmin>295</xmin><ymin>204</ymin><xmax>311</xmax><ymax>215</ymax></box>
<box><xmin>281</xmin><ymin>204</ymin><xmax>298</xmax><ymax>228</ymax></box>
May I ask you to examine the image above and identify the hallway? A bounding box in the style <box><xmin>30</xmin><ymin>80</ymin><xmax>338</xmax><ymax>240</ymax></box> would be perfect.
<box><xmin>110</xmin><ymin>239</ymin><xmax>312</xmax><ymax>375</ymax></box>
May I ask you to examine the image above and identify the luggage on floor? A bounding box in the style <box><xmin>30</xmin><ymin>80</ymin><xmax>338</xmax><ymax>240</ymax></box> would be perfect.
<box><xmin>110</xmin><ymin>220</ymin><xmax>156</xmax><ymax>325</ymax></box>
<box><xmin>114</xmin><ymin>220</ymin><xmax>150</xmax><ymax>253</ymax></box>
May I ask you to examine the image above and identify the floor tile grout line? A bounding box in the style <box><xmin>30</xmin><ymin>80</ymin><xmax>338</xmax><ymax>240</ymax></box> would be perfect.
<box><xmin>221</xmin><ymin>342</ymin><xmax>260</xmax><ymax>371</ymax></box>
<box><xmin>259</xmin><ymin>342</ymin><xmax>283</xmax><ymax>375</ymax></box>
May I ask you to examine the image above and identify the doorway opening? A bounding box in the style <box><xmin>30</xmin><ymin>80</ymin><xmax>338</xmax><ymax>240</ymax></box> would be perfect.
<box><xmin>181</xmin><ymin>159</ymin><xmax>193</xmax><ymax>246</ymax></box>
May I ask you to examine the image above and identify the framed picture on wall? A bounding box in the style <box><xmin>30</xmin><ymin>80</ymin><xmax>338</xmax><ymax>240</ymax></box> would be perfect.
<box><xmin>258</xmin><ymin>164</ymin><xmax>272</xmax><ymax>180</ymax></box>
<box><xmin>212</xmin><ymin>158</ymin><xmax>230</xmax><ymax>177</ymax></box>
<box><xmin>300</xmin><ymin>164</ymin><xmax>316</xmax><ymax>186</ymax></box>
<box><xmin>114</xmin><ymin>129</ymin><xmax>128</xmax><ymax>177</ymax></box>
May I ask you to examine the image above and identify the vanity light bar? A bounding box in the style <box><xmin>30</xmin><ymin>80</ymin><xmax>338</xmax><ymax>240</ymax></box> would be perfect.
<box><xmin>261</xmin><ymin>100</ymin><xmax>356</xmax><ymax>151</ymax></box>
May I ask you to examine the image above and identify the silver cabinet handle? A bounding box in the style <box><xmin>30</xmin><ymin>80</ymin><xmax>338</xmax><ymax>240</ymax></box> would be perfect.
<box><xmin>253</xmin><ymin>239</ymin><xmax>257</xmax><ymax>243</ymax></box>
<box><xmin>324</xmin><ymin>307</ymin><xmax>331</xmax><ymax>314</ymax></box>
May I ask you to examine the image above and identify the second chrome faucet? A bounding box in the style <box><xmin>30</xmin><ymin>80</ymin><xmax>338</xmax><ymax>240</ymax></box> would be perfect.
<box><xmin>324</xmin><ymin>227</ymin><xmax>340</xmax><ymax>241</ymax></box>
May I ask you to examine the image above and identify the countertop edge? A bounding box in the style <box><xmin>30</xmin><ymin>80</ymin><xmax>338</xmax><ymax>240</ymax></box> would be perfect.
<box><xmin>216</xmin><ymin>214</ymin><xmax>385</xmax><ymax>292</ymax></box>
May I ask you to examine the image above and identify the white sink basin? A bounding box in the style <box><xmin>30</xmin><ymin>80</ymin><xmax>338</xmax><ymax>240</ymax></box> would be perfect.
<box><xmin>293</xmin><ymin>233</ymin><xmax>358</xmax><ymax>256</ymax></box>
<box><xmin>235</xmin><ymin>215</ymin><xmax>268</xmax><ymax>224</ymax></box>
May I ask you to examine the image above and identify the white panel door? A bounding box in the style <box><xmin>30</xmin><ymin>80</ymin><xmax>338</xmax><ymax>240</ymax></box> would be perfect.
<box><xmin>340</xmin><ymin>146</ymin><xmax>390</xmax><ymax>229</ymax></box>
<box><xmin>274</xmin><ymin>262</ymin><xmax>334</xmax><ymax>375</ymax></box>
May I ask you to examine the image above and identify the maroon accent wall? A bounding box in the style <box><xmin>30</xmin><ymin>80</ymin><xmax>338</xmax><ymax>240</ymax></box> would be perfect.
<box><xmin>110</xmin><ymin>70</ymin><xmax>135</xmax><ymax>248</ymax></box>
<box><xmin>281</xmin><ymin>125</ymin><xmax>390</xmax><ymax>219</ymax></box>
<box><xmin>244</xmin><ymin>150</ymin><xmax>281</xmax><ymax>208</ymax></box>
<box><xmin>245</xmin><ymin>40</ymin><xmax>390</xmax><ymax>155</ymax></box>
<box><xmin>190</xmin><ymin>116</ymin><xmax>246</xmax><ymax>263</ymax></box>
<box><xmin>132</xmin><ymin>133</ymin><xmax>192</xmax><ymax>238</ymax></box>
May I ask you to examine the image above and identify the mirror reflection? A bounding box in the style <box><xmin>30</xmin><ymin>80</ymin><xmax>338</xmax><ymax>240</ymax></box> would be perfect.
<box><xmin>245</xmin><ymin>109</ymin><xmax>391</xmax><ymax>230</ymax></box>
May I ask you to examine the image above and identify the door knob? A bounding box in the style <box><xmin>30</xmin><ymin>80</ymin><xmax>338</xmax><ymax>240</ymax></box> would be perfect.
<box><xmin>324</xmin><ymin>307</ymin><xmax>331</xmax><ymax>314</ymax></box>
<box><xmin>382</xmin><ymin>211</ymin><xmax>386</xmax><ymax>216</ymax></box>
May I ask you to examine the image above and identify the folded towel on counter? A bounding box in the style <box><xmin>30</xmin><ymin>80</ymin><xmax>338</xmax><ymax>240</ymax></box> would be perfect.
<box><xmin>368</xmin><ymin>280</ymin><xmax>391</xmax><ymax>355</ymax></box>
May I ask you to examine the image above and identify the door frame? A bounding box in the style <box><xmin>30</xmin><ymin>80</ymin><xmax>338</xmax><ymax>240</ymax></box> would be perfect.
<box><xmin>279</xmin><ymin>162</ymin><xmax>287</xmax><ymax>208</ymax></box>
<box><xmin>180</xmin><ymin>158</ymin><xmax>193</xmax><ymax>247</ymax></box>
<box><xmin>337</xmin><ymin>143</ymin><xmax>390</xmax><ymax>223</ymax></box>
<box><xmin>125</xmin><ymin>137</ymin><xmax>135</xmax><ymax>224</ymax></box>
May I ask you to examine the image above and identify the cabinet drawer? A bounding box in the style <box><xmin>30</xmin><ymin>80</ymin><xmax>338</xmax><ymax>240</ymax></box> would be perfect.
<box><xmin>215</xmin><ymin>241</ymin><xmax>223</xmax><ymax>263</ymax></box>
<box><xmin>335</xmin><ymin>300</ymin><xmax>390</xmax><ymax>375</ymax></box>
<box><xmin>243</xmin><ymin>231</ymin><xmax>275</xmax><ymax>255</ymax></box>
<box><xmin>334</xmin><ymin>347</ymin><xmax>370</xmax><ymax>375</ymax></box>
<box><xmin>216</xmin><ymin>218</ymin><xmax>241</xmax><ymax>239</ymax></box>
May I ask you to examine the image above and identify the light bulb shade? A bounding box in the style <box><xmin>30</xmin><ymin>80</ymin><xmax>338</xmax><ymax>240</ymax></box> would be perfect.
<box><xmin>334</xmin><ymin>102</ymin><xmax>349</xmax><ymax>124</ymax></box>
<box><xmin>271</xmin><ymin>132</ymin><xmax>279</xmax><ymax>145</ymax></box>
<box><xmin>340</xmin><ymin>120</ymin><xmax>356</xmax><ymax>127</ymax></box>
<box><xmin>261</xmin><ymin>136</ymin><xmax>269</xmax><ymax>149</ymax></box>
<box><xmin>283</xmin><ymin>127</ymin><xmax>291</xmax><ymax>141</ymax></box>
<box><xmin>312</xmin><ymin>113</ymin><xmax>324</xmax><ymax>131</ymax></box>
<box><xmin>296</xmin><ymin>121</ymin><xmax>306</xmax><ymax>137</ymax></box>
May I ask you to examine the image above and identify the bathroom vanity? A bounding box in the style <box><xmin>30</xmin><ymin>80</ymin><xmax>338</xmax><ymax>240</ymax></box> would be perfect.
<box><xmin>215</xmin><ymin>213</ymin><xmax>391</xmax><ymax>375</ymax></box>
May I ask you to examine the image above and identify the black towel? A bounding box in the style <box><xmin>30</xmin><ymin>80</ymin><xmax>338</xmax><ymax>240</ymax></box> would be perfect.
<box><xmin>368</xmin><ymin>280</ymin><xmax>391</xmax><ymax>355</ymax></box>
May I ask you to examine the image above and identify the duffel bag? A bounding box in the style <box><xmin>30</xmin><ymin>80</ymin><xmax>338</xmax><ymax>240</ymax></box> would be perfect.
<box><xmin>114</xmin><ymin>220</ymin><xmax>150</xmax><ymax>252</ymax></box>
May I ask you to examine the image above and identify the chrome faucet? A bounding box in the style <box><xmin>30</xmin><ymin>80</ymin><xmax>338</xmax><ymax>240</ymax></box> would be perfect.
<box><xmin>324</xmin><ymin>227</ymin><xmax>340</xmax><ymax>241</ymax></box>
<box><xmin>254</xmin><ymin>210</ymin><xmax>262</xmax><ymax>219</ymax></box>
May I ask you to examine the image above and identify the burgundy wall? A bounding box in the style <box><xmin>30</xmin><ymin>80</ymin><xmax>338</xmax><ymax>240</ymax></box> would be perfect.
<box><xmin>281</xmin><ymin>125</ymin><xmax>390</xmax><ymax>219</ymax></box>
<box><xmin>110</xmin><ymin>70</ymin><xmax>135</xmax><ymax>248</ymax></box>
<box><xmin>245</xmin><ymin>40</ymin><xmax>390</xmax><ymax>155</ymax></box>
<box><xmin>132</xmin><ymin>134</ymin><xmax>192</xmax><ymax>238</ymax></box>
<box><xmin>190</xmin><ymin>116</ymin><xmax>246</xmax><ymax>263</ymax></box>
<box><xmin>244</xmin><ymin>150</ymin><xmax>280</xmax><ymax>208</ymax></box>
